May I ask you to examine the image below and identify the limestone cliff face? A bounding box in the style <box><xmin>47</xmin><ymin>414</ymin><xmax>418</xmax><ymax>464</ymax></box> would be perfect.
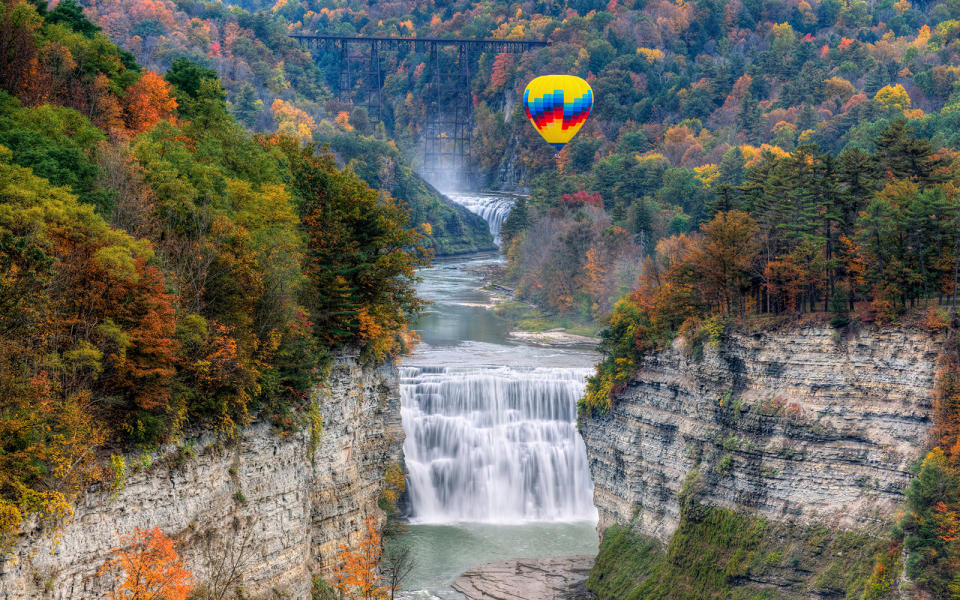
<box><xmin>580</xmin><ymin>326</ymin><xmax>940</xmax><ymax>541</ymax></box>
<box><xmin>0</xmin><ymin>353</ymin><xmax>403</xmax><ymax>600</ymax></box>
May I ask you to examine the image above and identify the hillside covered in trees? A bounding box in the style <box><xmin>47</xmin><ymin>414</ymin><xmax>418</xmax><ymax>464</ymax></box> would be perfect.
<box><xmin>6</xmin><ymin>0</ymin><xmax>960</xmax><ymax>596</ymax></box>
<box><xmin>0</xmin><ymin>0</ymin><xmax>427</xmax><ymax>553</ymax></box>
<box><xmin>73</xmin><ymin>0</ymin><xmax>496</xmax><ymax>253</ymax></box>
<box><xmin>66</xmin><ymin>0</ymin><xmax>960</xmax><ymax>316</ymax></box>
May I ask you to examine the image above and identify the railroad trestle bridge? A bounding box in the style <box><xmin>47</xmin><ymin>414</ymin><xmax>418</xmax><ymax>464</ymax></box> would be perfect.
<box><xmin>291</xmin><ymin>34</ymin><xmax>549</xmax><ymax>178</ymax></box>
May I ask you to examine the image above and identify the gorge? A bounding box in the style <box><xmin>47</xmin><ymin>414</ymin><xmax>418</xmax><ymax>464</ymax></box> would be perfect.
<box><xmin>393</xmin><ymin>193</ymin><xmax>602</xmax><ymax>597</ymax></box>
<box><xmin>5</xmin><ymin>0</ymin><xmax>960</xmax><ymax>597</ymax></box>
<box><xmin>0</xmin><ymin>186</ymin><xmax>945</xmax><ymax>600</ymax></box>
<box><xmin>0</xmin><ymin>355</ymin><xmax>403</xmax><ymax>600</ymax></box>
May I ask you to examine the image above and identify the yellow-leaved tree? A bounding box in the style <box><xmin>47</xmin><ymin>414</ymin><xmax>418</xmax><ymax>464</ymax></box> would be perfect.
<box><xmin>874</xmin><ymin>84</ymin><xmax>912</xmax><ymax>111</ymax></box>
<box><xmin>271</xmin><ymin>99</ymin><xmax>316</xmax><ymax>143</ymax></box>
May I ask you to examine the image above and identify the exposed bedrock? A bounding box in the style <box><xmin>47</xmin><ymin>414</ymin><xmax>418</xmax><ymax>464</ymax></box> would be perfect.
<box><xmin>0</xmin><ymin>353</ymin><xmax>403</xmax><ymax>600</ymax></box>
<box><xmin>580</xmin><ymin>326</ymin><xmax>940</xmax><ymax>541</ymax></box>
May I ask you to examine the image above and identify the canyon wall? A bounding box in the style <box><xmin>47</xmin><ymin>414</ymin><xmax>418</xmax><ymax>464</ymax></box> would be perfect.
<box><xmin>0</xmin><ymin>353</ymin><xmax>403</xmax><ymax>600</ymax></box>
<box><xmin>580</xmin><ymin>326</ymin><xmax>940</xmax><ymax>542</ymax></box>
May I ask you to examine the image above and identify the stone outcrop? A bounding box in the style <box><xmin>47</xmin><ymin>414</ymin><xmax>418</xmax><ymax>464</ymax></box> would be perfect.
<box><xmin>0</xmin><ymin>353</ymin><xmax>403</xmax><ymax>600</ymax></box>
<box><xmin>580</xmin><ymin>326</ymin><xmax>940</xmax><ymax>541</ymax></box>
<box><xmin>452</xmin><ymin>555</ymin><xmax>594</xmax><ymax>600</ymax></box>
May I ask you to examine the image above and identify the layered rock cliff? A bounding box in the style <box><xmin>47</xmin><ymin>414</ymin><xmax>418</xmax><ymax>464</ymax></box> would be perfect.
<box><xmin>580</xmin><ymin>326</ymin><xmax>940</xmax><ymax>541</ymax></box>
<box><xmin>0</xmin><ymin>353</ymin><xmax>402</xmax><ymax>600</ymax></box>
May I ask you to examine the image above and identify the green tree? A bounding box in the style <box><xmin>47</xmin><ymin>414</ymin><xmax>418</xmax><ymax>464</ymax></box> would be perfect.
<box><xmin>164</xmin><ymin>58</ymin><xmax>228</xmax><ymax>125</ymax></box>
<box><xmin>45</xmin><ymin>0</ymin><xmax>99</xmax><ymax>37</ymax></box>
<box><xmin>875</xmin><ymin>119</ymin><xmax>950</xmax><ymax>184</ymax></box>
<box><xmin>501</xmin><ymin>196</ymin><xmax>529</xmax><ymax>246</ymax></box>
<box><xmin>272</xmin><ymin>137</ymin><xmax>428</xmax><ymax>360</ymax></box>
<box><xmin>717</xmin><ymin>147</ymin><xmax>746</xmax><ymax>187</ymax></box>
<box><xmin>900</xmin><ymin>448</ymin><xmax>960</xmax><ymax>597</ymax></box>
<box><xmin>231</xmin><ymin>83</ymin><xmax>263</xmax><ymax>127</ymax></box>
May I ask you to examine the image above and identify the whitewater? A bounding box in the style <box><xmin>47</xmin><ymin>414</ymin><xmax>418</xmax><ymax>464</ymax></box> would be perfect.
<box><xmin>394</xmin><ymin>192</ymin><xmax>599</xmax><ymax>598</ymax></box>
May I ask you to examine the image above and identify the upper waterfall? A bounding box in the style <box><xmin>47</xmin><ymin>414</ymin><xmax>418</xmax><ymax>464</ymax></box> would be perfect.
<box><xmin>445</xmin><ymin>193</ymin><xmax>515</xmax><ymax>244</ymax></box>
<box><xmin>400</xmin><ymin>364</ymin><xmax>597</xmax><ymax>523</ymax></box>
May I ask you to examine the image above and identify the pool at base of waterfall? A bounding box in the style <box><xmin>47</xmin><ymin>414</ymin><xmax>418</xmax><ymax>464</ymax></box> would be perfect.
<box><xmin>393</xmin><ymin>521</ymin><xmax>599</xmax><ymax>599</ymax></box>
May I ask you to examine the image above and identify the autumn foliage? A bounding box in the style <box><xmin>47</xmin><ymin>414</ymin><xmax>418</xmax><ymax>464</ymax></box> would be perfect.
<box><xmin>99</xmin><ymin>528</ymin><xmax>193</xmax><ymax>600</ymax></box>
<box><xmin>333</xmin><ymin>516</ymin><xmax>389</xmax><ymax>600</ymax></box>
<box><xmin>901</xmin><ymin>332</ymin><xmax>960</xmax><ymax>594</ymax></box>
<box><xmin>123</xmin><ymin>71</ymin><xmax>177</xmax><ymax>134</ymax></box>
<box><xmin>0</xmin><ymin>0</ymin><xmax>428</xmax><ymax>556</ymax></box>
<box><xmin>269</xmin><ymin>136</ymin><xmax>428</xmax><ymax>360</ymax></box>
<box><xmin>0</xmin><ymin>0</ymin><xmax>160</xmax><ymax>136</ymax></box>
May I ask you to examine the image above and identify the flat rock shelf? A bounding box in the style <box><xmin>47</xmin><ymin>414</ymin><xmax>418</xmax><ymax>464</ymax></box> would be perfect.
<box><xmin>452</xmin><ymin>555</ymin><xmax>595</xmax><ymax>600</ymax></box>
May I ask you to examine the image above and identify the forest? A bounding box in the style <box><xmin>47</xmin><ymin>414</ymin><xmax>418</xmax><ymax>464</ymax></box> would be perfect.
<box><xmin>72</xmin><ymin>0</ymin><xmax>960</xmax><ymax>319</ymax></box>
<box><xmin>4</xmin><ymin>0</ymin><xmax>960</xmax><ymax>596</ymax></box>
<box><xmin>0</xmin><ymin>0</ymin><xmax>426</xmax><ymax>556</ymax></box>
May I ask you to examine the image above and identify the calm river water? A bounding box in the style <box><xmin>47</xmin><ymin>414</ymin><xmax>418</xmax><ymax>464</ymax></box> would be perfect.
<box><xmin>394</xmin><ymin>195</ymin><xmax>601</xmax><ymax>599</ymax></box>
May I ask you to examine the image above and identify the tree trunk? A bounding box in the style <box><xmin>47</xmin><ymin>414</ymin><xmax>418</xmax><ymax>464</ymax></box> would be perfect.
<box><xmin>825</xmin><ymin>219</ymin><xmax>833</xmax><ymax>312</ymax></box>
<box><xmin>953</xmin><ymin>235</ymin><xmax>959</xmax><ymax>314</ymax></box>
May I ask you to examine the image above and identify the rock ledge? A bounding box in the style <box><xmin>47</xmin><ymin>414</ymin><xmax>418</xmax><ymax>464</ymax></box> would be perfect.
<box><xmin>452</xmin><ymin>555</ymin><xmax>594</xmax><ymax>600</ymax></box>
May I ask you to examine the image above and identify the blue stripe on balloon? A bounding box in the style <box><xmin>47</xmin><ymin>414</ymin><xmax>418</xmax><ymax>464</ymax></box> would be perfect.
<box><xmin>528</xmin><ymin>89</ymin><xmax>593</xmax><ymax>120</ymax></box>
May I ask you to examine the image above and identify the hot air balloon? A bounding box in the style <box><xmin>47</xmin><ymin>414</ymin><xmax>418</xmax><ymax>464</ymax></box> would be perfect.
<box><xmin>523</xmin><ymin>74</ymin><xmax>593</xmax><ymax>153</ymax></box>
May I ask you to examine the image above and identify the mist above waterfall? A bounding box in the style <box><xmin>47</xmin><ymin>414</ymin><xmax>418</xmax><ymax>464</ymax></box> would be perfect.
<box><xmin>400</xmin><ymin>365</ymin><xmax>597</xmax><ymax>523</ymax></box>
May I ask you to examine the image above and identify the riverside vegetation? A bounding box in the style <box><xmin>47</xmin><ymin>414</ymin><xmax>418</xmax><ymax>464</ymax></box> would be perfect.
<box><xmin>5</xmin><ymin>0</ymin><xmax>960</xmax><ymax>598</ymax></box>
<box><xmin>0</xmin><ymin>2</ymin><xmax>427</xmax><ymax>591</ymax></box>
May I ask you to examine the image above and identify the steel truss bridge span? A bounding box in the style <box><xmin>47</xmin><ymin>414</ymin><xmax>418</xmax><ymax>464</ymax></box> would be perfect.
<box><xmin>292</xmin><ymin>34</ymin><xmax>549</xmax><ymax>178</ymax></box>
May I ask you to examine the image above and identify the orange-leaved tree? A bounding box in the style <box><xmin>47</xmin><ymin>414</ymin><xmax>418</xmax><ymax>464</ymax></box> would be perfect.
<box><xmin>333</xmin><ymin>515</ymin><xmax>388</xmax><ymax>600</ymax></box>
<box><xmin>99</xmin><ymin>527</ymin><xmax>193</xmax><ymax>600</ymax></box>
<box><xmin>123</xmin><ymin>71</ymin><xmax>178</xmax><ymax>134</ymax></box>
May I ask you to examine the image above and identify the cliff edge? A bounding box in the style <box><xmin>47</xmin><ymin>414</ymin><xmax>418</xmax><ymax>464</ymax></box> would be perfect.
<box><xmin>0</xmin><ymin>353</ymin><xmax>403</xmax><ymax>600</ymax></box>
<box><xmin>579</xmin><ymin>325</ymin><xmax>941</xmax><ymax>598</ymax></box>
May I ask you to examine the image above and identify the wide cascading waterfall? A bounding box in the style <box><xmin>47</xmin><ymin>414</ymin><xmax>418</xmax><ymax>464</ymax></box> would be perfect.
<box><xmin>400</xmin><ymin>365</ymin><xmax>597</xmax><ymax>523</ymax></box>
<box><xmin>446</xmin><ymin>193</ymin><xmax>514</xmax><ymax>244</ymax></box>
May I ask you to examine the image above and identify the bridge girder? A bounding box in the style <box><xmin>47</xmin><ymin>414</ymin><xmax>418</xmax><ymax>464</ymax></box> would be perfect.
<box><xmin>292</xmin><ymin>34</ymin><xmax>550</xmax><ymax>179</ymax></box>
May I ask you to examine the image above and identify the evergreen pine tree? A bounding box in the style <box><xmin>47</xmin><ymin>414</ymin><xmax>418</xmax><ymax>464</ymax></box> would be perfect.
<box><xmin>628</xmin><ymin>197</ymin><xmax>654</xmax><ymax>252</ymax></box>
<box><xmin>737</xmin><ymin>95</ymin><xmax>763</xmax><ymax>139</ymax></box>
<box><xmin>717</xmin><ymin>147</ymin><xmax>746</xmax><ymax>187</ymax></box>
<box><xmin>874</xmin><ymin>119</ymin><xmax>950</xmax><ymax>184</ymax></box>
<box><xmin>865</xmin><ymin>65</ymin><xmax>888</xmax><ymax>95</ymax></box>
<box><xmin>796</xmin><ymin>104</ymin><xmax>818</xmax><ymax>133</ymax></box>
<box><xmin>611</xmin><ymin>199</ymin><xmax>628</xmax><ymax>225</ymax></box>
<box><xmin>707</xmin><ymin>183</ymin><xmax>738</xmax><ymax>217</ymax></box>
<box><xmin>231</xmin><ymin>83</ymin><xmax>264</xmax><ymax>128</ymax></box>
<box><xmin>815</xmin><ymin>151</ymin><xmax>841</xmax><ymax>309</ymax></box>
<box><xmin>836</xmin><ymin>147</ymin><xmax>879</xmax><ymax>308</ymax></box>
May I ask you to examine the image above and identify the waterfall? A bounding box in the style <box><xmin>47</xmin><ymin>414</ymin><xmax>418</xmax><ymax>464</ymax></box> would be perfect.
<box><xmin>446</xmin><ymin>194</ymin><xmax>514</xmax><ymax>244</ymax></box>
<box><xmin>400</xmin><ymin>365</ymin><xmax>597</xmax><ymax>523</ymax></box>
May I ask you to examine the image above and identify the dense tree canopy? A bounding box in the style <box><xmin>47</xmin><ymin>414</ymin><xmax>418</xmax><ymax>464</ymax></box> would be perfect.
<box><xmin>0</xmin><ymin>0</ymin><xmax>427</xmax><ymax>553</ymax></box>
<box><xmin>6</xmin><ymin>0</ymin><xmax>960</xmax><ymax>595</ymax></box>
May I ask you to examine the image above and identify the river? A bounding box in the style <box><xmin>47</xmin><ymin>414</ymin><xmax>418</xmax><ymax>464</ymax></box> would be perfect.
<box><xmin>395</xmin><ymin>194</ymin><xmax>600</xmax><ymax>599</ymax></box>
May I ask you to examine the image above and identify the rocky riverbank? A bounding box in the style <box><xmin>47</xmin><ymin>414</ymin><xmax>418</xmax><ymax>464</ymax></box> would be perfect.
<box><xmin>452</xmin><ymin>555</ymin><xmax>594</xmax><ymax>600</ymax></box>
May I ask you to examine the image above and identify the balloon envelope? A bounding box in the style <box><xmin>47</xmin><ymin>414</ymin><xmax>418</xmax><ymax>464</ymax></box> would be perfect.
<box><xmin>523</xmin><ymin>75</ymin><xmax>593</xmax><ymax>152</ymax></box>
